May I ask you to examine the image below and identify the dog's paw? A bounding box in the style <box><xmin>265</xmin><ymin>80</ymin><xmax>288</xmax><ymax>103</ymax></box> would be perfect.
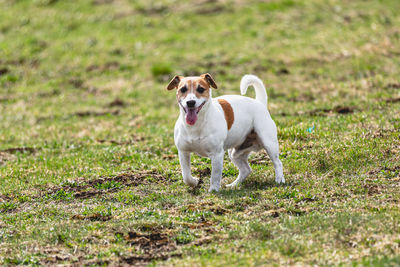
<box><xmin>190</xmin><ymin>178</ymin><xmax>200</xmax><ymax>187</ymax></box>
<box><xmin>208</xmin><ymin>186</ymin><xmax>220</xmax><ymax>193</ymax></box>
<box><xmin>184</xmin><ymin>177</ymin><xmax>199</xmax><ymax>188</ymax></box>
<box><xmin>225</xmin><ymin>181</ymin><xmax>239</xmax><ymax>188</ymax></box>
<box><xmin>275</xmin><ymin>176</ymin><xmax>285</xmax><ymax>184</ymax></box>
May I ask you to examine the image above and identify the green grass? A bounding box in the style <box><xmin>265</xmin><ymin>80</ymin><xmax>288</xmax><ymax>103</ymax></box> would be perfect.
<box><xmin>0</xmin><ymin>0</ymin><xmax>400</xmax><ymax>265</ymax></box>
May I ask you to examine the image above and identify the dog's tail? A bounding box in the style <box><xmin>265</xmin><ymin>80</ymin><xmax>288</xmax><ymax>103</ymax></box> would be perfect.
<box><xmin>240</xmin><ymin>74</ymin><xmax>268</xmax><ymax>106</ymax></box>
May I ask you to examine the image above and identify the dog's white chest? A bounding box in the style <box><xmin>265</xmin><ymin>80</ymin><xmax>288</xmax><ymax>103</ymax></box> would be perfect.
<box><xmin>176</xmin><ymin>133</ymin><xmax>220</xmax><ymax>157</ymax></box>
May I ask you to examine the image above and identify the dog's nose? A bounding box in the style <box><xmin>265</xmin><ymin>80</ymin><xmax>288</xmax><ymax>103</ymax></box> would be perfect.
<box><xmin>186</xmin><ymin>100</ymin><xmax>196</xmax><ymax>108</ymax></box>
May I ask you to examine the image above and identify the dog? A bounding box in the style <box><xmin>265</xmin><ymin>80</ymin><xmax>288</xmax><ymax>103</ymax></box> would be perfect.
<box><xmin>167</xmin><ymin>73</ymin><xmax>284</xmax><ymax>192</ymax></box>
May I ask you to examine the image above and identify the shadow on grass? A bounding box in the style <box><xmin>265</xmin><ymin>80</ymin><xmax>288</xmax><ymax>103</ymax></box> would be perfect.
<box><xmin>216</xmin><ymin>176</ymin><xmax>296</xmax><ymax>199</ymax></box>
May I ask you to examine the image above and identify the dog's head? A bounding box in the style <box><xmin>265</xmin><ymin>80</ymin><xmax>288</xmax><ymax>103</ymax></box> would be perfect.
<box><xmin>166</xmin><ymin>73</ymin><xmax>218</xmax><ymax>126</ymax></box>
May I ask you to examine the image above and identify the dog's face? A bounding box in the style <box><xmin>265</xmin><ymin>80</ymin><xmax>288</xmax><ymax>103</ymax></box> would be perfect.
<box><xmin>167</xmin><ymin>73</ymin><xmax>218</xmax><ymax>125</ymax></box>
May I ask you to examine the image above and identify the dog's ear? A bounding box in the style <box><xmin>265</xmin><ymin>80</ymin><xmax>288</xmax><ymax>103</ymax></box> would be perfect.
<box><xmin>201</xmin><ymin>73</ymin><xmax>218</xmax><ymax>89</ymax></box>
<box><xmin>167</xmin><ymin>75</ymin><xmax>182</xmax><ymax>90</ymax></box>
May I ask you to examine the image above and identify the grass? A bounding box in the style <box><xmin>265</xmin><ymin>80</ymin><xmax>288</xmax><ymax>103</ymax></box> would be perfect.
<box><xmin>0</xmin><ymin>0</ymin><xmax>399</xmax><ymax>265</ymax></box>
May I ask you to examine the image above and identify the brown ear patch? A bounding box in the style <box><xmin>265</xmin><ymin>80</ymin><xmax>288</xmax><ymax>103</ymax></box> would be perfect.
<box><xmin>201</xmin><ymin>73</ymin><xmax>218</xmax><ymax>89</ymax></box>
<box><xmin>217</xmin><ymin>99</ymin><xmax>234</xmax><ymax>130</ymax></box>
<box><xmin>167</xmin><ymin>75</ymin><xmax>182</xmax><ymax>90</ymax></box>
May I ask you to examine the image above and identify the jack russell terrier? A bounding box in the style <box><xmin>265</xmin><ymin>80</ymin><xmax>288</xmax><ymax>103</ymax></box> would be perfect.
<box><xmin>167</xmin><ymin>73</ymin><xmax>284</xmax><ymax>192</ymax></box>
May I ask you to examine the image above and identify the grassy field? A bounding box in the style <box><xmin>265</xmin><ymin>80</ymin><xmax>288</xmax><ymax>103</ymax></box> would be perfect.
<box><xmin>1</xmin><ymin>0</ymin><xmax>400</xmax><ymax>265</ymax></box>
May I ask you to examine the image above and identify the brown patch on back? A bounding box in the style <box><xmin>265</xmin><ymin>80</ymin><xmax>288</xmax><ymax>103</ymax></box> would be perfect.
<box><xmin>217</xmin><ymin>99</ymin><xmax>234</xmax><ymax>130</ymax></box>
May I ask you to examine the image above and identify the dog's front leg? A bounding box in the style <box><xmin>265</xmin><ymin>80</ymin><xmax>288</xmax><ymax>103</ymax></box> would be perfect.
<box><xmin>178</xmin><ymin>150</ymin><xmax>198</xmax><ymax>187</ymax></box>
<box><xmin>209</xmin><ymin>151</ymin><xmax>224</xmax><ymax>192</ymax></box>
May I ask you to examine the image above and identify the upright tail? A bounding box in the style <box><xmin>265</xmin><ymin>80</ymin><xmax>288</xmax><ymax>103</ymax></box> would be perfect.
<box><xmin>240</xmin><ymin>74</ymin><xmax>268</xmax><ymax>106</ymax></box>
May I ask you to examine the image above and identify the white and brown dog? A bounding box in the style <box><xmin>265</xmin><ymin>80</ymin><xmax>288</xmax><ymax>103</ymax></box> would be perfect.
<box><xmin>167</xmin><ymin>73</ymin><xmax>284</xmax><ymax>192</ymax></box>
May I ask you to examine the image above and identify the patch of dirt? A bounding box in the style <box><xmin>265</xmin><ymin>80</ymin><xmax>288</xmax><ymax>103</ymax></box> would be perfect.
<box><xmin>96</xmin><ymin>135</ymin><xmax>145</xmax><ymax>145</ymax></box>
<box><xmin>185</xmin><ymin>220</ymin><xmax>215</xmax><ymax>230</ymax></box>
<box><xmin>287</xmin><ymin>207</ymin><xmax>312</xmax><ymax>216</ymax></box>
<box><xmin>111</xmin><ymin>48</ymin><xmax>123</xmax><ymax>55</ymax></box>
<box><xmin>276</xmin><ymin>68</ymin><xmax>290</xmax><ymax>75</ymax></box>
<box><xmin>258</xmin><ymin>206</ymin><xmax>313</xmax><ymax>218</ymax></box>
<box><xmin>335</xmin><ymin>228</ymin><xmax>358</xmax><ymax>248</ymax></box>
<box><xmin>363</xmin><ymin>184</ymin><xmax>382</xmax><ymax>196</ymax></box>
<box><xmin>39</xmin><ymin>247</ymin><xmax>77</xmax><ymax>265</ymax></box>
<box><xmin>86</xmin><ymin>61</ymin><xmax>120</xmax><ymax>73</ymax></box>
<box><xmin>0</xmin><ymin>147</ymin><xmax>37</xmax><ymax>154</ymax></box>
<box><xmin>301</xmin><ymin>196</ymin><xmax>318</xmax><ymax>202</ymax></box>
<box><xmin>92</xmin><ymin>0</ymin><xmax>113</xmax><ymax>5</ymax></box>
<box><xmin>0</xmin><ymin>58</ymin><xmax>25</xmax><ymax>66</ymax></box>
<box><xmin>368</xmin><ymin>166</ymin><xmax>400</xmax><ymax>176</ymax></box>
<box><xmin>36</xmin><ymin>109</ymin><xmax>119</xmax><ymax>122</ymax></box>
<box><xmin>280</xmin><ymin>105</ymin><xmax>356</xmax><ymax>117</ymax></box>
<box><xmin>208</xmin><ymin>206</ymin><xmax>229</xmax><ymax>215</ymax></box>
<box><xmin>181</xmin><ymin>59</ymin><xmax>230</xmax><ymax>77</ymax></box>
<box><xmin>108</xmin><ymin>97</ymin><xmax>126</xmax><ymax>107</ymax></box>
<box><xmin>71</xmin><ymin>213</ymin><xmax>112</xmax><ymax>221</ymax></box>
<box><xmin>74</xmin><ymin>109</ymin><xmax>120</xmax><ymax>117</ymax></box>
<box><xmin>120</xmin><ymin>231</ymin><xmax>180</xmax><ymax>266</ymax></box>
<box><xmin>162</xmin><ymin>153</ymin><xmax>176</xmax><ymax>159</ymax></box>
<box><xmin>0</xmin><ymin>67</ymin><xmax>9</xmax><ymax>76</ymax></box>
<box><xmin>196</xmin><ymin>4</ymin><xmax>227</xmax><ymax>15</ymax></box>
<box><xmin>0</xmin><ymin>96</ymin><xmax>12</xmax><ymax>102</ymax></box>
<box><xmin>136</xmin><ymin>5</ymin><xmax>169</xmax><ymax>15</ymax></box>
<box><xmin>0</xmin><ymin>172</ymin><xmax>162</xmax><ymax>213</ymax></box>
<box><xmin>182</xmin><ymin>202</ymin><xmax>229</xmax><ymax>216</ymax></box>
<box><xmin>68</xmin><ymin>78</ymin><xmax>85</xmax><ymax>89</ymax></box>
<box><xmin>288</xmin><ymin>94</ymin><xmax>316</xmax><ymax>102</ymax></box>
<box><xmin>43</xmin><ymin>170</ymin><xmax>168</xmax><ymax>200</ymax></box>
<box><xmin>36</xmin><ymin>89</ymin><xmax>60</xmax><ymax>98</ymax></box>
<box><xmin>385</xmin><ymin>97</ymin><xmax>400</xmax><ymax>103</ymax></box>
<box><xmin>125</xmin><ymin>231</ymin><xmax>172</xmax><ymax>250</ymax></box>
<box><xmin>362</xmin><ymin>127</ymin><xmax>397</xmax><ymax>139</ymax></box>
<box><xmin>385</xmin><ymin>83</ymin><xmax>400</xmax><ymax>89</ymax></box>
<box><xmin>0</xmin><ymin>152</ymin><xmax>16</xmax><ymax>165</ymax></box>
<box><xmin>296</xmin><ymin>144</ymin><xmax>314</xmax><ymax>151</ymax></box>
<box><xmin>194</xmin><ymin>167</ymin><xmax>211</xmax><ymax>178</ymax></box>
<box><xmin>38</xmin><ymin>0</ymin><xmax>59</xmax><ymax>5</ymax></box>
<box><xmin>191</xmin><ymin>236</ymin><xmax>214</xmax><ymax>246</ymax></box>
<box><xmin>0</xmin><ymin>193</ymin><xmax>12</xmax><ymax>202</ymax></box>
<box><xmin>68</xmin><ymin>78</ymin><xmax>97</xmax><ymax>92</ymax></box>
<box><xmin>261</xmin><ymin>208</ymin><xmax>285</xmax><ymax>218</ymax></box>
<box><xmin>28</xmin><ymin>58</ymin><xmax>41</xmax><ymax>68</ymax></box>
<box><xmin>201</xmin><ymin>59</ymin><xmax>231</xmax><ymax>69</ymax></box>
<box><xmin>39</xmin><ymin>246</ymin><xmax>116</xmax><ymax>266</ymax></box>
<box><xmin>113</xmin><ymin>10</ymin><xmax>136</xmax><ymax>20</ymax></box>
<box><xmin>308</xmin><ymin>105</ymin><xmax>355</xmax><ymax>115</ymax></box>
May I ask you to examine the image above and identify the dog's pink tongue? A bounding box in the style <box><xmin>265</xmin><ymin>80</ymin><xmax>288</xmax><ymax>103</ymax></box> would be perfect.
<box><xmin>185</xmin><ymin>109</ymin><xmax>198</xmax><ymax>125</ymax></box>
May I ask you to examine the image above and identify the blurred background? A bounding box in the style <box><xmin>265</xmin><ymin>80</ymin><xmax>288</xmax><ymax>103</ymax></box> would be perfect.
<box><xmin>1</xmin><ymin>1</ymin><xmax>400</xmax><ymax>265</ymax></box>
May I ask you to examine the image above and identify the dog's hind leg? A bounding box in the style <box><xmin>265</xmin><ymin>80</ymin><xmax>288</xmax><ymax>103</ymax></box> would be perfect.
<box><xmin>226</xmin><ymin>148</ymin><xmax>252</xmax><ymax>188</ymax></box>
<box><xmin>254</xmin><ymin>120</ymin><xmax>285</xmax><ymax>184</ymax></box>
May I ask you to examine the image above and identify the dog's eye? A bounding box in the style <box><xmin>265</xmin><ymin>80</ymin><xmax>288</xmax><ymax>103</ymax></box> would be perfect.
<box><xmin>180</xmin><ymin>86</ymin><xmax>188</xmax><ymax>93</ymax></box>
<box><xmin>197</xmin><ymin>87</ymin><xmax>205</xmax><ymax>94</ymax></box>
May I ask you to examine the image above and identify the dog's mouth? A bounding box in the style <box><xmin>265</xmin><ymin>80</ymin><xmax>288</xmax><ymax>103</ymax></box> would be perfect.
<box><xmin>182</xmin><ymin>101</ymin><xmax>206</xmax><ymax>126</ymax></box>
